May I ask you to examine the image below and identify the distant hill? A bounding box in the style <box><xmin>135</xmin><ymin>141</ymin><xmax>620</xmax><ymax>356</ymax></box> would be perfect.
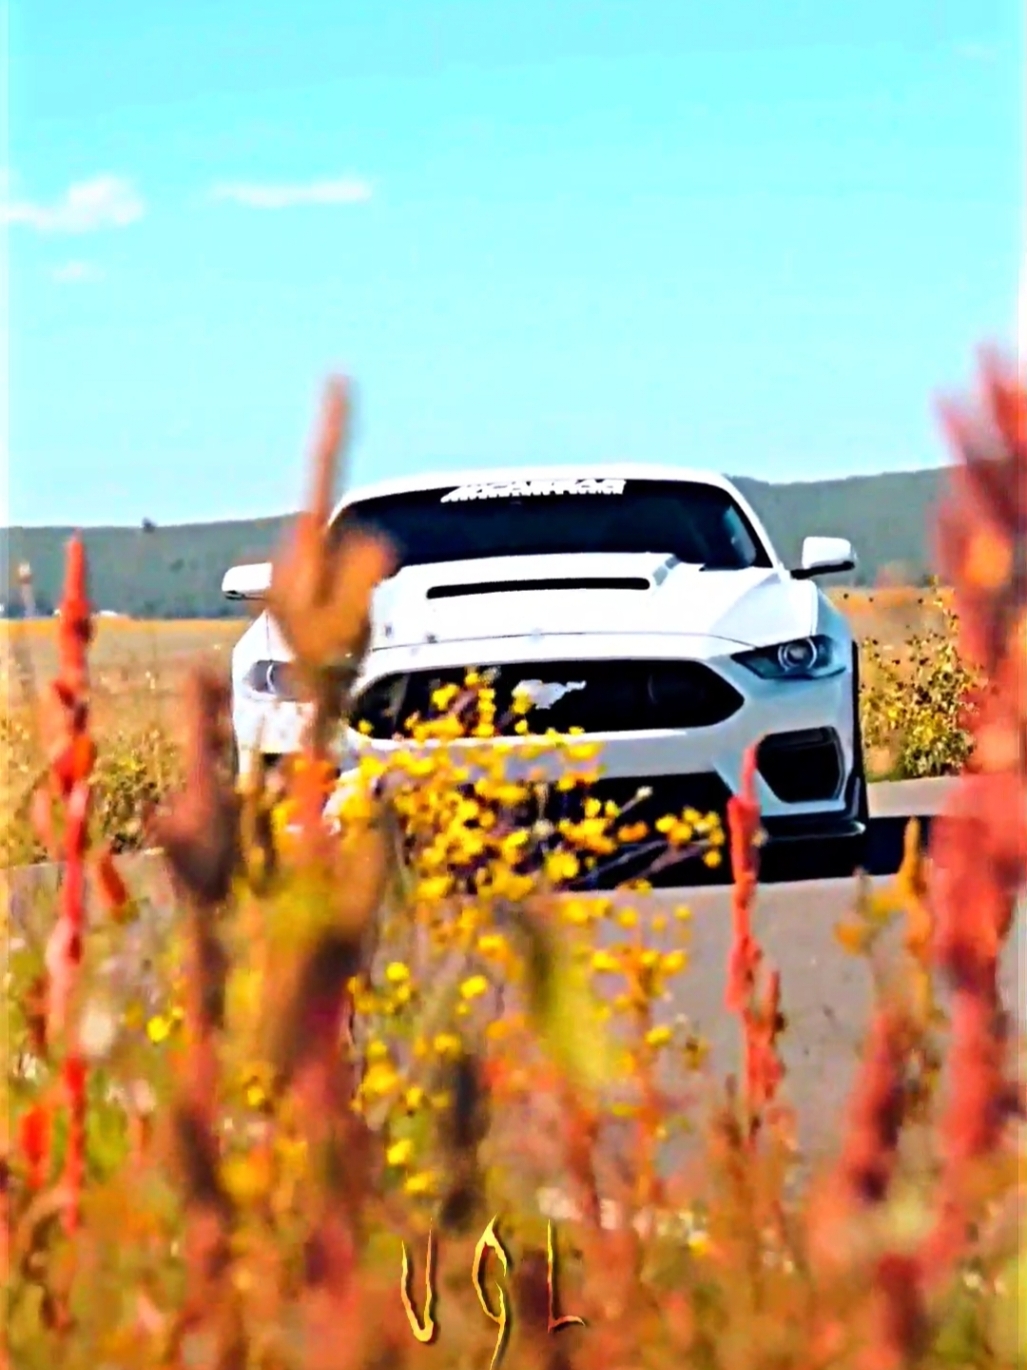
<box><xmin>1</xmin><ymin>467</ymin><xmax>948</xmax><ymax>619</ymax></box>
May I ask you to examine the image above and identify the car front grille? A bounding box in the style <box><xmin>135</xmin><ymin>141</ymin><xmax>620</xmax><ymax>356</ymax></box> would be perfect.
<box><xmin>350</xmin><ymin>658</ymin><xmax>744</xmax><ymax>740</ymax></box>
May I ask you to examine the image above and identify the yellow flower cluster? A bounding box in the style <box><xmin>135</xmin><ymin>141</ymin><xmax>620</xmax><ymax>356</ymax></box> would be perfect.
<box><xmin>222</xmin><ymin>671</ymin><xmax>726</xmax><ymax>1197</ymax></box>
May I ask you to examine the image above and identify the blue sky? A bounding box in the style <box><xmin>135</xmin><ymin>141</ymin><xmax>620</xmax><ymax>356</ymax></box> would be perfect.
<box><xmin>4</xmin><ymin>0</ymin><xmax>1023</xmax><ymax>527</ymax></box>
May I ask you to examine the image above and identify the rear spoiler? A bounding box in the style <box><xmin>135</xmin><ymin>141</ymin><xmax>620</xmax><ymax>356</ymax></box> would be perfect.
<box><xmin>221</xmin><ymin>562</ymin><xmax>272</xmax><ymax>602</ymax></box>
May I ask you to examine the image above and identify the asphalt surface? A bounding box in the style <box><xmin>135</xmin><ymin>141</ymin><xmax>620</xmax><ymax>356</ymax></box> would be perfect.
<box><xmin>630</xmin><ymin>878</ymin><xmax>1023</xmax><ymax>1164</ymax></box>
<box><xmin>5</xmin><ymin>777</ymin><xmax>1023</xmax><ymax>1164</ymax></box>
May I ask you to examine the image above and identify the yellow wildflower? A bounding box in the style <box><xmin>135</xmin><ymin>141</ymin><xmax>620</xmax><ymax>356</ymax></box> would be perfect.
<box><xmin>386</xmin><ymin>1138</ymin><xmax>415</xmax><ymax>1168</ymax></box>
<box><xmin>246</xmin><ymin>1082</ymin><xmax>268</xmax><ymax>1110</ymax></box>
<box><xmin>545</xmin><ymin>850</ymin><xmax>580</xmax><ymax>882</ymax></box>
<box><xmin>415</xmin><ymin>874</ymin><xmax>453</xmax><ymax>903</ymax></box>
<box><xmin>499</xmin><ymin>830</ymin><xmax>530</xmax><ymax>864</ymax></box>
<box><xmin>431</xmin><ymin>683</ymin><xmax>461</xmax><ymax>711</ymax></box>
<box><xmin>834</xmin><ymin>921</ymin><xmax>872</xmax><ymax>955</ymax></box>
<box><xmin>361</xmin><ymin>1062</ymin><xmax>400</xmax><ymax>1099</ymax></box>
<box><xmin>563</xmin><ymin>899</ymin><xmax>594</xmax><ymax>926</ymax></box>
<box><xmin>476</xmin><ymin>932</ymin><xmax>507</xmax><ymax>957</ymax></box>
<box><xmin>566</xmin><ymin>743</ymin><xmax>600</xmax><ymax>762</ymax></box>
<box><xmin>432</xmin><ymin>1032</ymin><xmax>462</xmax><ymax>1058</ymax></box>
<box><xmin>460</xmin><ymin>975</ymin><xmax>489</xmax><ymax>1001</ymax></box>
<box><xmin>591</xmin><ymin>949</ymin><xmax>620</xmax><ymax>974</ymax></box>
<box><xmin>222</xmin><ymin>1154</ymin><xmax>271</xmax><ymax>1205</ymax></box>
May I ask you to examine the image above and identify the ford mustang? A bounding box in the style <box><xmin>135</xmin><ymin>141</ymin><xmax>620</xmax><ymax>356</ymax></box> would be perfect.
<box><xmin>223</xmin><ymin>464</ymin><xmax>868</xmax><ymax>880</ymax></box>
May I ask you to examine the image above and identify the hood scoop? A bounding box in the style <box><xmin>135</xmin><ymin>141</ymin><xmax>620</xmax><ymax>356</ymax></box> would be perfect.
<box><xmin>426</xmin><ymin>575</ymin><xmax>652</xmax><ymax>600</ymax></box>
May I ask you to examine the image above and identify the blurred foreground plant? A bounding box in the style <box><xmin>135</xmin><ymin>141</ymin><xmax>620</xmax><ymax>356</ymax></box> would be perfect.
<box><xmin>3</xmin><ymin>357</ymin><xmax>1024</xmax><ymax>1370</ymax></box>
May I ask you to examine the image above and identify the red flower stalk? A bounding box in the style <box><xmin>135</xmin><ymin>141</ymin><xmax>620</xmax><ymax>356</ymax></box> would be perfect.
<box><xmin>61</xmin><ymin>1058</ymin><xmax>87</xmax><ymax>1232</ymax></box>
<box><xmin>834</xmin><ymin>1007</ymin><xmax>911</xmax><ymax>1209</ymax></box>
<box><xmin>918</xmin><ymin>352</ymin><xmax>1026</xmax><ymax>1283</ymax></box>
<box><xmin>861</xmin><ymin>1252</ymin><xmax>928</xmax><ymax>1370</ymax></box>
<box><xmin>39</xmin><ymin>536</ymin><xmax>97</xmax><ymax>1232</ymax></box>
<box><xmin>154</xmin><ymin>673</ymin><xmax>241</xmax><ymax>1361</ymax></box>
<box><xmin>725</xmin><ymin>748</ymin><xmax>786</xmax><ymax>1141</ymax></box>
<box><xmin>93</xmin><ymin>843</ymin><xmax>130</xmax><ymax>920</ymax></box>
<box><xmin>18</xmin><ymin>1105</ymin><xmax>51</xmax><ymax>1192</ymax></box>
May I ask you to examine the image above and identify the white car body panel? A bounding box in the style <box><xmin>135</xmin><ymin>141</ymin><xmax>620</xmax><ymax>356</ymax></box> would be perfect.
<box><xmin>368</xmin><ymin>556</ymin><xmax>819</xmax><ymax>651</ymax></box>
<box><xmin>227</xmin><ymin>462</ymin><xmax>862</xmax><ymax>839</ymax></box>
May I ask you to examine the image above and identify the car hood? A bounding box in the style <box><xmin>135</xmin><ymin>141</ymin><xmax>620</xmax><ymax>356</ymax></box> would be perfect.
<box><xmin>316</xmin><ymin>552</ymin><xmax>815</xmax><ymax>653</ymax></box>
<box><xmin>260</xmin><ymin>553</ymin><xmax>817</xmax><ymax>660</ymax></box>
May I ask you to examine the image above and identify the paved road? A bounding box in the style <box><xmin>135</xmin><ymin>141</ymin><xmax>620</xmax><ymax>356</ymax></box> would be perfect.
<box><xmin>5</xmin><ymin>777</ymin><xmax>1022</xmax><ymax>1164</ymax></box>
<box><xmin>615</xmin><ymin>878</ymin><xmax>1024</xmax><ymax>1167</ymax></box>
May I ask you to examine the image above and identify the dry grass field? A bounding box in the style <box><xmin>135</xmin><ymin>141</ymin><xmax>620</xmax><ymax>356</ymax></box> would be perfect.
<box><xmin>2</xmin><ymin>616</ymin><xmax>246</xmax><ymax>712</ymax></box>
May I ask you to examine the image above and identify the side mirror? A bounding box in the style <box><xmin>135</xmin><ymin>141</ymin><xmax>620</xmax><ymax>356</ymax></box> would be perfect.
<box><xmin>222</xmin><ymin>561</ymin><xmax>272</xmax><ymax>602</ymax></box>
<box><xmin>792</xmin><ymin>536</ymin><xmax>856</xmax><ymax>580</ymax></box>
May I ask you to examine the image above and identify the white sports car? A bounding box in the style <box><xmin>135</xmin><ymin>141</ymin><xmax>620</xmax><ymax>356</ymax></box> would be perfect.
<box><xmin>223</xmin><ymin>464</ymin><xmax>868</xmax><ymax>878</ymax></box>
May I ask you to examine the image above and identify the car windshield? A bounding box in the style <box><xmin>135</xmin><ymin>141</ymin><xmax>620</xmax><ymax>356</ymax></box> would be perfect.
<box><xmin>333</xmin><ymin>478</ymin><xmax>772</xmax><ymax>572</ymax></box>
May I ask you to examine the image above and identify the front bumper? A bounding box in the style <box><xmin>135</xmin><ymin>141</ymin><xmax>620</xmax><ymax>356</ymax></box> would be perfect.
<box><xmin>234</xmin><ymin>633</ymin><xmax>862</xmax><ymax>837</ymax></box>
<box><xmin>344</xmin><ymin>636</ymin><xmax>860</xmax><ymax>825</ymax></box>
<box><xmin>232</xmin><ymin>698</ymin><xmax>305</xmax><ymax>781</ymax></box>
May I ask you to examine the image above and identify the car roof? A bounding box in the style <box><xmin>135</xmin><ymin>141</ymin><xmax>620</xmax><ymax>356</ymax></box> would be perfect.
<box><xmin>331</xmin><ymin>462</ymin><xmax>740</xmax><ymax>516</ymax></box>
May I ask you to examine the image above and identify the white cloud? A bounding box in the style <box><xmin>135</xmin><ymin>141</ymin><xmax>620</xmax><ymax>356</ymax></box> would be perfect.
<box><xmin>52</xmin><ymin>260</ymin><xmax>104</xmax><ymax>284</ymax></box>
<box><xmin>210</xmin><ymin>176</ymin><xmax>373</xmax><ymax>209</ymax></box>
<box><xmin>2</xmin><ymin>175</ymin><xmax>145</xmax><ymax>233</ymax></box>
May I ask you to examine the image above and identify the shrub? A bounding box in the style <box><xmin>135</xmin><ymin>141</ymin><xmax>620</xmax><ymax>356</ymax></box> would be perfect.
<box><xmin>0</xmin><ymin>710</ymin><xmax>181</xmax><ymax>866</ymax></box>
<box><xmin>3</xmin><ymin>360</ymin><xmax>1024</xmax><ymax>1370</ymax></box>
<box><xmin>859</xmin><ymin>589</ymin><xmax>983</xmax><ymax>780</ymax></box>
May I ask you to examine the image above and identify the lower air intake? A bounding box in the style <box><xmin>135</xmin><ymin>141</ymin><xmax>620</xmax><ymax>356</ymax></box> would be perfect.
<box><xmin>757</xmin><ymin>727</ymin><xmax>844</xmax><ymax>804</ymax></box>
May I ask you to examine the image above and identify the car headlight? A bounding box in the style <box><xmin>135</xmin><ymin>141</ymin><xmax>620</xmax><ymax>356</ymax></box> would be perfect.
<box><xmin>243</xmin><ymin>659</ymin><xmax>302</xmax><ymax>700</ymax></box>
<box><xmin>733</xmin><ymin>634</ymin><xmax>846</xmax><ymax>681</ymax></box>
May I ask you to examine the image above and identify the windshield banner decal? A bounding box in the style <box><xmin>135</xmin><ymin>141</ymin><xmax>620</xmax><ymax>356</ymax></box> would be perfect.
<box><xmin>441</xmin><ymin>478</ymin><xmax>626</xmax><ymax>503</ymax></box>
